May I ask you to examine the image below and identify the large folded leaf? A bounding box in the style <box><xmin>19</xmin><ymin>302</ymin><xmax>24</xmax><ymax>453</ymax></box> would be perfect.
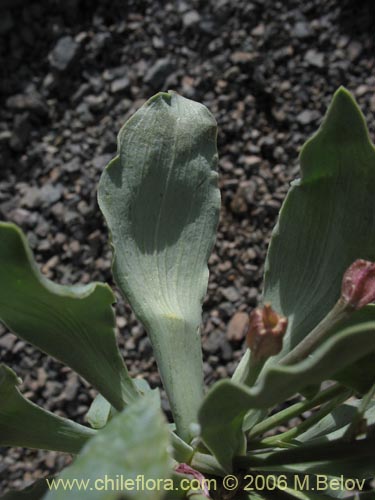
<box><xmin>263</xmin><ymin>87</ymin><xmax>375</xmax><ymax>364</ymax></box>
<box><xmin>98</xmin><ymin>91</ymin><xmax>220</xmax><ymax>439</ymax></box>
<box><xmin>0</xmin><ymin>364</ymin><xmax>95</xmax><ymax>453</ymax></box>
<box><xmin>44</xmin><ymin>391</ymin><xmax>171</xmax><ymax>500</ymax></box>
<box><xmin>0</xmin><ymin>223</ymin><xmax>138</xmax><ymax>410</ymax></box>
<box><xmin>199</xmin><ymin>318</ymin><xmax>375</xmax><ymax>470</ymax></box>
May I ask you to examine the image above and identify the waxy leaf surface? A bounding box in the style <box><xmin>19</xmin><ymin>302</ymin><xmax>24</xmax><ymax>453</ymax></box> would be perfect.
<box><xmin>0</xmin><ymin>223</ymin><xmax>138</xmax><ymax>410</ymax></box>
<box><xmin>263</xmin><ymin>87</ymin><xmax>375</xmax><ymax>362</ymax></box>
<box><xmin>199</xmin><ymin>317</ymin><xmax>375</xmax><ymax>470</ymax></box>
<box><xmin>0</xmin><ymin>364</ymin><xmax>94</xmax><ymax>453</ymax></box>
<box><xmin>98</xmin><ymin>91</ymin><xmax>220</xmax><ymax>439</ymax></box>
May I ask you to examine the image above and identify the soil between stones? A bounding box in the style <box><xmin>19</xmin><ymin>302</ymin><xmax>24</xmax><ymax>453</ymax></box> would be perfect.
<box><xmin>0</xmin><ymin>0</ymin><xmax>374</xmax><ymax>493</ymax></box>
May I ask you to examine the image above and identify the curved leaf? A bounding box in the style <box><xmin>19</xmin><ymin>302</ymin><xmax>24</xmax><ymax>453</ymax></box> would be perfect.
<box><xmin>199</xmin><ymin>319</ymin><xmax>375</xmax><ymax>470</ymax></box>
<box><xmin>329</xmin><ymin>306</ymin><xmax>375</xmax><ymax>393</ymax></box>
<box><xmin>98</xmin><ymin>91</ymin><xmax>220</xmax><ymax>439</ymax></box>
<box><xmin>235</xmin><ymin>437</ymin><xmax>375</xmax><ymax>479</ymax></box>
<box><xmin>0</xmin><ymin>223</ymin><xmax>138</xmax><ymax>410</ymax></box>
<box><xmin>263</xmin><ymin>87</ymin><xmax>375</xmax><ymax>364</ymax></box>
<box><xmin>0</xmin><ymin>364</ymin><xmax>94</xmax><ymax>453</ymax></box>
<box><xmin>44</xmin><ymin>391</ymin><xmax>171</xmax><ymax>500</ymax></box>
<box><xmin>296</xmin><ymin>400</ymin><xmax>375</xmax><ymax>444</ymax></box>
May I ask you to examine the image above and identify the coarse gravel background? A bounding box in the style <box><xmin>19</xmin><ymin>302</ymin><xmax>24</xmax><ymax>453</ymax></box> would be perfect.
<box><xmin>0</xmin><ymin>0</ymin><xmax>374</xmax><ymax>493</ymax></box>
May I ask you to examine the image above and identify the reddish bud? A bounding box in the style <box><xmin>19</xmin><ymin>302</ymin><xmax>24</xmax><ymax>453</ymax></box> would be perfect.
<box><xmin>246</xmin><ymin>304</ymin><xmax>288</xmax><ymax>362</ymax></box>
<box><xmin>175</xmin><ymin>464</ymin><xmax>210</xmax><ymax>498</ymax></box>
<box><xmin>341</xmin><ymin>259</ymin><xmax>375</xmax><ymax>310</ymax></box>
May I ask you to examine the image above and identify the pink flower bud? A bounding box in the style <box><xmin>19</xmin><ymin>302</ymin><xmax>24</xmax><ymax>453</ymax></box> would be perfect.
<box><xmin>341</xmin><ymin>259</ymin><xmax>375</xmax><ymax>310</ymax></box>
<box><xmin>175</xmin><ymin>463</ymin><xmax>210</xmax><ymax>498</ymax></box>
<box><xmin>246</xmin><ymin>304</ymin><xmax>288</xmax><ymax>362</ymax></box>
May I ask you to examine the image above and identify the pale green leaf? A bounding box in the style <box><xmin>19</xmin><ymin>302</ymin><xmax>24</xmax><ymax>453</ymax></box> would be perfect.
<box><xmin>0</xmin><ymin>223</ymin><xmax>138</xmax><ymax>410</ymax></box>
<box><xmin>44</xmin><ymin>391</ymin><xmax>171</xmax><ymax>500</ymax></box>
<box><xmin>0</xmin><ymin>364</ymin><xmax>95</xmax><ymax>453</ymax></box>
<box><xmin>263</xmin><ymin>87</ymin><xmax>375</xmax><ymax>364</ymax></box>
<box><xmin>199</xmin><ymin>318</ymin><xmax>375</xmax><ymax>469</ymax></box>
<box><xmin>98</xmin><ymin>91</ymin><xmax>220</xmax><ymax>439</ymax></box>
<box><xmin>86</xmin><ymin>394</ymin><xmax>111</xmax><ymax>429</ymax></box>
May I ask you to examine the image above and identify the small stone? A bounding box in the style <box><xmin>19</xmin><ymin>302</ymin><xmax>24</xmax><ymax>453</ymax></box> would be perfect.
<box><xmin>304</xmin><ymin>49</ymin><xmax>324</xmax><ymax>68</ymax></box>
<box><xmin>8</xmin><ymin>208</ymin><xmax>36</xmax><ymax>226</ymax></box>
<box><xmin>182</xmin><ymin>10</ymin><xmax>201</xmax><ymax>28</ymax></box>
<box><xmin>39</xmin><ymin>184</ymin><xmax>63</xmax><ymax>206</ymax></box>
<box><xmin>49</xmin><ymin>36</ymin><xmax>80</xmax><ymax>71</ymax></box>
<box><xmin>63</xmin><ymin>374</ymin><xmax>79</xmax><ymax>401</ymax></box>
<box><xmin>10</xmin><ymin>113</ymin><xmax>31</xmax><ymax>151</ymax></box>
<box><xmin>6</xmin><ymin>93</ymin><xmax>48</xmax><ymax>117</ymax></box>
<box><xmin>21</xmin><ymin>187</ymin><xmax>40</xmax><ymax>209</ymax></box>
<box><xmin>204</xmin><ymin>329</ymin><xmax>225</xmax><ymax>354</ymax></box>
<box><xmin>110</xmin><ymin>76</ymin><xmax>130</xmax><ymax>94</ymax></box>
<box><xmin>227</xmin><ymin>312</ymin><xmax>249</xmax><ymax>342</ymax></box>
<box><xmin>222</xmin><ymin>286</ymin><xmax>240</xmax><ymax>302</ymax></box>
<box><xmin>93</xmin><ymin>154</ymin><xmax>112</xmax><ymax>171</ymax></box>
<box><xmin>243</xmin><ymin>155</ymin><xmax>261</xmax><ymax>168</ymax></box>
<box><xmin>347</xmin><ymin>41</ymin><xmax>362</xmax><ymax>62</ymax></box>
<box><xmin>144</xmin><ymin>58</ymin><xmax>174</xmax><ymax>88</ymax></box>
<box><xmin>230</xmin><ymin>52</ymin><xmax>254</xmax><ymax>64</ymax></box>
<box><xmin>297</xmin><ymin>109</ymin><xmax>319</xmax><ymax>125</ymax></box>
<box><xmin>0</xmin><ymin>333</ymin><xmax>17</xmax><ymax>350</ymax></box>
<box><xmin>251</xmin><ymin>24</ymin><xmax>265</xmax><ymax>37</ymax></box>
<box><xmin>293</xmin><ymin>21</ymin><xmax>312</xmax><ymax>39</ymax></box>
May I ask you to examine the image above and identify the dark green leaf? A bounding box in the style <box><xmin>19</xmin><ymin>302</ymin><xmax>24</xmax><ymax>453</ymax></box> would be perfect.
<box><xmin>329</xmin><ymin>306</ymin><xmax>375</xmax><ymax>393</ymax></box>
<box><xmin>0</xmin><ymin>364</ymin><xmax>94</xmax><ymax>453</ymax></box>
<box><xmin>0</xmin><ymin>223</ymin><xmax>138</xmax><ymax>410</ymax></box>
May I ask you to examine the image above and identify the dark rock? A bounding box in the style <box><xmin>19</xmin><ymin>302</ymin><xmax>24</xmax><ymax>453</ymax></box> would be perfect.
<box><xmin>39</xmin><ymin>184</ymin><xmax>63</xmax><ymax>206</ymax></box>
<box><xmin>227</xmin><ymin>312</ymin><xmax>249</xmax><ymax>342</ymax></box>
<box><xmin>293</xmin><ymin>21</ymin><xmax>312</xmax><ymax>39</ymax></box>
<box><xmin>10</xmin><ymin>113</ymin><xmax>31</xmax><ymax>151</ymax></box>
<box><xmin>6</xmin><ymin>92</ymin><xmax>48</xmax><ymax>117</ymax></box>
<box><xmin>110</xmin><ymin>76</ymin><xmax>130</xmax><ymax>94</ymax></box>
<box><xmin>0</xmin><ymin>10</ymin><xmax>13</xmax><ymax>34</ymax></box>
<box><xmin>221</xmin><ymin>286</ymin><xmax>240</xmax><ymax>302</ymax></box>
<box><xmin>347</xmin><ymin>41</ymin><xmax>362</xmax><ymax>62</ymax></box>
<box><xmin>144</xmin><ymin>58</ymin><xmax>174</xmax><ymax>89</ymax></box>
<box><xmin>182</xmin><ymin>10</ymin><xmax>201</xmax><ymax>28</ymax></box>
<box><xmin>304</xmin><ymin>49</ymin><xmax>324</xmax><ymax>68</ymax></box>
<box><xmin>49</xmin><ymin>36</ymin><xmax>80</xmax><ymax>71</ymax></box>
<box><xmin>296</xmin><ymin>109</ymin><xmax>320</xmax><ymax>125</ymax></box>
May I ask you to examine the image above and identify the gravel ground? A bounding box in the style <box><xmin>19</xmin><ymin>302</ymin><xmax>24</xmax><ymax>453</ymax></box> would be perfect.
<box><xmin>0</xmin><ymin>0</ymin><xmax>374</xmax><ymax>493</ymax></box>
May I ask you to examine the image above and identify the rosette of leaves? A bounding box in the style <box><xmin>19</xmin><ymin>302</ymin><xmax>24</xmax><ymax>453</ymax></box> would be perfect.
<box><xmin>0</xmin><ymin>88</ymin><xmax>374</xmax><ymax>500</ymax></box>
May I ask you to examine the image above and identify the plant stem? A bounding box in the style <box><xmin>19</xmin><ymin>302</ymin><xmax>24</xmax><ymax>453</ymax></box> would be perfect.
<box><xmin>170</xmin><ymin>431</ymin><xmax>194</xmax><ymax>463</ymax></box>
<box><xmin>248</xmin><ymin>383</ymin><xmax>347</xmax><ymax>440</ymax></box>
<box><xmin>280</xmin><ymin>299</ymin><xmax>350</xmax><ymax>365</ymax></box>
<box><xmin>232</xmin><ymin>350</ymin><xmax>265</xmax><ymax>387</ymax></box>
<box><xmin>260</xmin><ymin>389</ymin><xmax>351</xmax><ymax>446</ymax></box>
